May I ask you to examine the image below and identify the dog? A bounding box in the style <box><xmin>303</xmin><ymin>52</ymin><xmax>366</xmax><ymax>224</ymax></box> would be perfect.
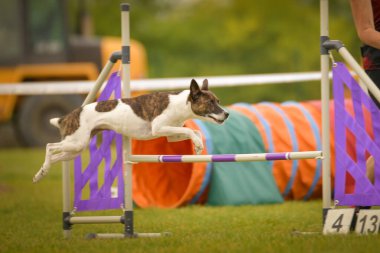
<box><xmin>33</xmin><ymin>79</ymin><xmax>229</xmax><ymax>183</ymax></box>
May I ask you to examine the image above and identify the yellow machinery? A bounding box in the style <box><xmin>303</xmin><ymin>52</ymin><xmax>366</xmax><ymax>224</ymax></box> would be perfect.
<box><xmin>0</xmin><ymin>0</ymin><xmax>148</xmax><ymax>146</ymax></box>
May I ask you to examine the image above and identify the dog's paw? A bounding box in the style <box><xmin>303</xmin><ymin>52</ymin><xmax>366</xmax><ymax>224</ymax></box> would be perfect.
<box><xmin>191</xmin><ymin>131</ymin><xmax>203</xmax><ymax>154</ymax></box>
<box><xmin>193</xmin><ymin>139</ymin><xmax>204</xmax><ymax>155</ymax></box>
<box><xmin>195</xmin><ymin>145</ymin><xmax>203</xmax><ymax>155</ymax></box>
<box><xmin>33</xmin><ymin>167</ymin><xmax>46</xmax><ymax>183</ymax></box>
<box><xmin>33</xmin><ymin>171</ymin><xmax>43</xmax><ymax>183</ymax></box>
<box><xmin>33</xmin><ymin>174</ymin><xmax>40</xmax><ymax>183</ymax></box>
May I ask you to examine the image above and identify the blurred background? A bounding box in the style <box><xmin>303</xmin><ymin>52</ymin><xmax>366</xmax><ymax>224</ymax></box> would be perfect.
<box><xmin>0</xmin><ymin>0</ymin><xmax>360</xmax><ymax>146</ymax></box>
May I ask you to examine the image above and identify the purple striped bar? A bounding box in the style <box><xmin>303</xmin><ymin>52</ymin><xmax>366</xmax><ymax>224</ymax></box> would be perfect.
<box><xmin>211</xmin><ymin>154</ymin><xmax>236</xmax><ymax>162</ymax></box>
<box><xmin>265</xmin><ymin>152</ymin><xmax>289</xmax><ymax>161</ymax></box>
<box><xmin>160</xmin><ymin>155</ymin><xmax>183</xmax><ymax>162</ymax></box>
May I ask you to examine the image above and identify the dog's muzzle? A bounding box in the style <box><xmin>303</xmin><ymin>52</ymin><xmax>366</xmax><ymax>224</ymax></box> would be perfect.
<box><xmin>208</xmin><ymin>111</ymin><xmax>229</xmax><ymax>124</ymax></box>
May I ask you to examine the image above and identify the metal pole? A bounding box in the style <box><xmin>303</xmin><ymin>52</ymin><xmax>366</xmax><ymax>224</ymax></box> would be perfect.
<box><xmin>128</xmin><ymin>151</ymin><xmax>323</xmax><ymax>163</ymax></box>
<box><xmin>62</xmin><ymin>161</ymin><xmax>71</xmax><ymax>239</ymax></box>
<box><xmin>120</xmin><ymin>3</ymin><xmax>134</xmax><ymax>238</ymax></box>
<box><xmin>82</xmin><ymin>60</ymin><xmax>115</xmax><ymax>105</ymax></box>
<box><xmin>320</xmin><ymin>0</ymin><xmax>331</xmax><ymax>222</ymax></box>
<box><xmin>69</xmin><ymin>216</ymin><xmax>123</xmax><ymax>224</ymax></box>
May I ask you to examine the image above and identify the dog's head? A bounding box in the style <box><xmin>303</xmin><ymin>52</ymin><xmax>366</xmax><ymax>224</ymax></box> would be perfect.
<box><xmin>187</xmin><ymin>79</ymin><xmax>229</xmax><ymax>124</ymax></box>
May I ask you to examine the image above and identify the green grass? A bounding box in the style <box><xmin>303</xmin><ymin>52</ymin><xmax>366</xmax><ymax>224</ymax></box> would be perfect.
<box><xmin>0</xmin><ymin>148</ymin><xmax>379</xmax><ymax>253</ymax></box>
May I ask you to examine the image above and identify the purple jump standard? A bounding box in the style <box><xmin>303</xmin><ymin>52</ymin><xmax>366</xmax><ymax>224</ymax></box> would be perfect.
<box><xmin>129</xmin><ymin>151</ymin><xmax>323</xmax><ymax>163</ymax></box>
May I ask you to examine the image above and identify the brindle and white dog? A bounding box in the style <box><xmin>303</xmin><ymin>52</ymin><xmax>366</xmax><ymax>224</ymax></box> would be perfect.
<box><xmin>33</xmin><ymin>79</ymin><xmax>229</xmax><ymax>183</ymax></box>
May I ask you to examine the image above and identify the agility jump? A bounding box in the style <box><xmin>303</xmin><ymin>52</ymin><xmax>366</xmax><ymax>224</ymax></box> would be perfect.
<box><xmin>59</xmin><ymin>68</ymin><xmax>325</xmax><ymax>238</ymax></box>
<box><xmin>41</xmin><ymin>3</ymin><xmax>325</xmax><ymax>238</ymax></box>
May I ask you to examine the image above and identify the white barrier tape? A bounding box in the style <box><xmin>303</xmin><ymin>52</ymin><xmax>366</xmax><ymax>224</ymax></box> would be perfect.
<box><xmin>0</xmin><ymin>71</ymin><xmax>332</xmax><ymax>95</ymax></box>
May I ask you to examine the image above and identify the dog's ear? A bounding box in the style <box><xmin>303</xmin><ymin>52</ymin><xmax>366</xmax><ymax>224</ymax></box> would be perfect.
<box><xmin>190</xmin><ymin>79</ymin><xmax>201</xmax><ymax>100</ymax></box>
<box><xmin>201</xmin><ymin>79</ymin><xmax>209</xmax><ymax>90</ymax></box>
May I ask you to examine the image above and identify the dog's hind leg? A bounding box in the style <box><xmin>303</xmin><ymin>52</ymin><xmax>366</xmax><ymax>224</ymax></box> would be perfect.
<box><xmin>34</xmin><ymin>118</ymin><xmax>92</xmax><ymax>182</ymax></box>
<box><xmin>50</xmin><ymin>151</ymin><xmax>81</xmax><ymax>163</ymax></box>
<box><xmin>33</xmin><ymin>142</ymin><xmax>63</xmax><ymax>183</ymax></box>
<box><xmin>33</xmin><ymin>139</ymin><xmax>87</xmax><ymax>183</ymax></box>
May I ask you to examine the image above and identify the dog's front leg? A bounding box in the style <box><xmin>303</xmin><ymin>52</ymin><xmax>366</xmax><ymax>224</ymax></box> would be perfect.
<box><xmin>166</xmin><ymin>130</ymin><xmax>202</xmax><ymax>143</ymax></box>
<box><xmin>153</xmin><ymin>126</ymin><xmax>203</xmax><ymax>154</ymax></box>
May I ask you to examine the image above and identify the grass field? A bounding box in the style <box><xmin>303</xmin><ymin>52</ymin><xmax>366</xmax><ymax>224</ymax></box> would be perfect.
<box><xmin>1</xmin><ymin>148</ymin><xmax>379</xmax><ymax>253</ymax></box>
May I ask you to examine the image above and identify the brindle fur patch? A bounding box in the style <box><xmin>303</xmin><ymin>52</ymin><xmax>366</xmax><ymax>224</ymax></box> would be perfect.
<box><xmin>188</xmin><ymin>90</ymin><xmax>223</xmax><ymax>117</ymax></box>
<box><xmin>58</xmin><ymin>107</ymin><xmax>83</xmax><ymax>137</ymax></box>
<box><xmin>121</xmin><ymin>91</ymin><xmax>180</xmax><ymax>121</ymax></box>
<box><xmin>95</xmin><ymin>100</ymin><xmax>118</xmax><ymax>112</ymax></box>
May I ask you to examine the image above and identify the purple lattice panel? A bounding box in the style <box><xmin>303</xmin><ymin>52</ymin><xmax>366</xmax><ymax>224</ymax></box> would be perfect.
<box><xmin>333</xmin><ymin>63</ymin><xmax>380</xmax><ymax>206</ymax></box>
<box><xmin>74</xmin><ymin>73</ymin><xmax>124</xmax><ymax>211</ymax></box>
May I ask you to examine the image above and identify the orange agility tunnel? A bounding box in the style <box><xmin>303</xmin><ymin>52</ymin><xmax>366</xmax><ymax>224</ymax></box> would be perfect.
<box><xmin>130</xmin><ymin>100</ymin><xmax>373</xmax><ymax>208</ymax></box>
<box><xmin>131</xmin><ymin>120</ymin><xmax>210</xmax><ymax>208</ymax></box>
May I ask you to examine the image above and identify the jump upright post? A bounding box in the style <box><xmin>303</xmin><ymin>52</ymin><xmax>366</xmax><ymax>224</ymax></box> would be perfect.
<box><xmin>319</xmin><ymin>0</ymin><xmax>331</xmax><ymax>222</ymax></box>
<box><xmin>121</xmin><ymin>3</ymin><xmax>134</xmax><ymax>238</ymax></box>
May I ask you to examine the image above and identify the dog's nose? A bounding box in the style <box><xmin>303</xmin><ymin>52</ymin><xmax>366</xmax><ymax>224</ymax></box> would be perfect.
<box><xmin>224</xmin><ymin>111</ymin><xmax>229</xmax><ymax>119</ymax></box>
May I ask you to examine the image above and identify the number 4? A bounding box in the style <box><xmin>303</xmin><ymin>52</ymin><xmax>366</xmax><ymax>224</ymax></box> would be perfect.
<box><xmin>332</xmin><ymin>213</ymin><xmax>344</xmax><ymax>232</ymax></box>
<box><xmin>323</xmin><ymin>209</ymin><xmax>355</xmax><ymax>235</ymax></box>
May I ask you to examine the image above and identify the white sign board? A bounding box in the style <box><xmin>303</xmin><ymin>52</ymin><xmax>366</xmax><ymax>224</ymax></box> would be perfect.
<box><xmin>354</xmin><ymin>210</ymin><xmax>380</xmax><ymax>235</ymax></box>
<box><xmin>323</xmin><ymin>209</ymin><xmax>355</xmax><ymax>235</ymax></box>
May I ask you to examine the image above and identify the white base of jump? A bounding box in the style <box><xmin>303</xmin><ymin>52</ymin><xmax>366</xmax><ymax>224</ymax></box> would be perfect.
<box><xmin>86</xmin><ymin>232</ymin><xmax>171</xmax><ymax>239</ymax></box>
<box><xmin>69</xmin><ymin>216</ymin><xmax>123</xmax><ymax>224</ymax></box>
<box><xmin>68</xmin><ymin>215</ymin><xmax>170</xmax><ymax>239</ymax></box>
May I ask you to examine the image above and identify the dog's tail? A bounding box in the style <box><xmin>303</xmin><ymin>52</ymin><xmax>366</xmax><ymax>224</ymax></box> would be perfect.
<box><xmin>50</xmin><ymin>118</ymin><xmax>61</xmax><ymax>128</ymax></box>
